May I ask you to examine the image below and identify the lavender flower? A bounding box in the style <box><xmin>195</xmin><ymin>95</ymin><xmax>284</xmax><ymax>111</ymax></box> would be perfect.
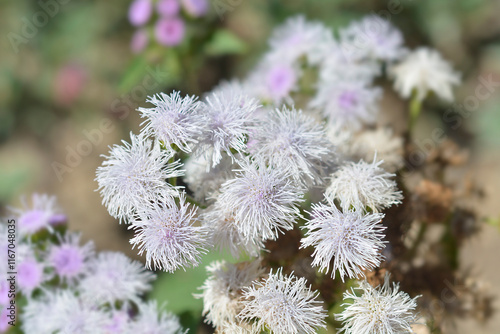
<box><xmin>128</xmin><ymin>0</ymin><xmax>153</xmax><ymax>27</ymax></box>
<box><xmin>138</xmin><ymin>91</ymin><xmax>203</xmax><ymax>153</ymax></box>
<box><xmin>326</xmin><ymin>158</ymin><xmax>403</xmax><ymax>213</ymax></box>
<box><xmin>79</xmin><ymin>251</ymin><xmax>154</xmax><ymax>304</ymax></box>
<box><xmin>157</xmin><ymin>0</ymin><xmax>180</xmax><ymax>17</ymax></box>
<box><xmin>9</xmin><ymin>193</ymin><xmax>62</xmax><ymax>236</ymax></box>
<box><xmin>155</xmin><ymin>17</ymin><xmax>185</xmax><ymax>46</ymax></box>
<box><xmin>17</xmin><ymin>257</ymin><xmax>44</xmax><ymax>296</ymax></box>
<box><xmin>49</xmin><ymin>232</ymin><xmax>94</xmax><ymax>284</ymax></box>
<box><xmin>218</xmin><ymin>158</ymin><xmax>304</xmax><ymax>242</ymax></box>
<box><xmin>301</xmin><ymin>198</ymin><xmax>386</xmax><ymax>281</ymax></box>
<box><xmin>336</xmin><ymin>274</ymin><xmax>419</xmax><ymax>334</ymax></box>
<box><xmin>131</xmin><ymin>29</ymin><xmax>149</xmax><ymax>54</ymax></box>
<box><xmin>96</xmin><ymin>132</ymin><xmax>183</xmax><ymax>222</ymax></box>
<box><xmin>239</xmin><ymin>268</ymin><xmax>327</xmax><ymax>334</ymax></box>
<box><xmin>129</xmin><ymin>193</ymin><xmax>207</xmax><ymax>273</ymax></box>
<box><xmin>128</xmin><ymin>301</ymin><xmax>185</xmax><ymax>334</ymax></box>
<box><xmin>181</xmin><ymin>0</ymin><xmax>208</xmax><ymax>17</ymax></box>
<box><xmin>249</xmin><ymin>106</ymin><xmax>334</xmax><ymax>185</ymax></box>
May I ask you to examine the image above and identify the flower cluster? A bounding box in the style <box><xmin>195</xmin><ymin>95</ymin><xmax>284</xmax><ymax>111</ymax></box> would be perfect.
<box><xmin>128</xmin><ymin>0</ymin><xmax>209</xmax><ymax>52</ymax></box>
<box><xmin>2</xmin><ymin>194</ymin><xmax>185</xmax><ymax>334</ymax></box>
<box><xmin>96</xmin><ymin>13</ymin><xmax>462</xmax><ymax>333</ymax></box>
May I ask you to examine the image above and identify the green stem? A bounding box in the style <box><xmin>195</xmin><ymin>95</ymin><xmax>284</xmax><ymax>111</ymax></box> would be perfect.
<box><xmin>408</xmin><ymin>95</ymin><xmax>422</xmax><ymax>132</ymax></box>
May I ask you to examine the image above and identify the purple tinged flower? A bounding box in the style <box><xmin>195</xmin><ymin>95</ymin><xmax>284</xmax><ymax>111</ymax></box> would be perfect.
<box><xmin>49</xmin><ymin>232</ymin><xmax>94</xmax><ymax>283</ymax></box>
<box><xmin>0</xmin><ymin>309</ymin><xmax>9</xmax><ymax>332</ymax></box>
<box><xmin>18</xmin><ymin>258</ymin><xmax>44</xmax><ymax>296</ymax></box>
<box><xmin>128</xmin><ymin>0</ymin><xmax>153</xmax><ymax>27</ymax></box>
<box><xmin>181</xmin><ymin>0</ymin><xmax>208</xmax><ymax>17</ymax></box>
<box><xmin>104</xmin><ymin>309</ymin><xmax>130</xmax><ymax>333</ymax></box>
<box><xmin>48</xmin><ymin>213</ymin><xmax>67</xmax><ymax>226</ymax></box>
<box><xmin>218</xmin><ymin>158</ymin><xmax>304</xmax><ymax>242</ymax></box>
<box><xmin>266</xmin><ymin>64</ymin><xmax>297</xmax><ymax>102</ymax></box>
<box><xmin>301</xmin><ymin>198</ymin><xmax>386</xmax><ymax>281</ymax></box>
<box><xmin>131</xmin><ymin>29</ymin><xmax>149</xmax><ymax>54</ymax></box>
<box><xmin>129</xmin><ymin>193</ymin><xmax>207</xmax><ymax>273</ymax></box>
<box><xmin>9</xmin><ymin>193</ymin><xmax>62</xmax><ymax>236</ymax></box>
<box><xmin>96</xmin><ymin>132</ymin><xmax>184</xmax><ymax>222</ymax></box>
<box><xmin>0</xmin><ymin>281</ymin><xmax>9</xmax><ymax>305</ymax></box>
<box><xmin>129</xmin><ymin>301</ymin><xmax>185</xmax><ymax>334</ymax></box>
<box><xmin>157</xmin><ymin>0</ymin><xmax>180</xmax><ymax>17</ymax></box>
<box><xmin>138</xmin><ymin>91</ymin><xmax>203</xmax><ymax>153</ymax></box>
<box><xmin>155</xmin><ymin>17</ymin><xmax>185</xmax><ymax>46</ymax></box>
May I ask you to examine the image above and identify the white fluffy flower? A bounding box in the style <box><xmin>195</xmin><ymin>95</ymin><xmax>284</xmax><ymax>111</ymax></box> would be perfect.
<box><xmin>310</xmin><ymin>79</ymin><xmax>382</xmax><ymax>131</ymax></box>
<box><xmin>350</xmin><ymin>128</ymin><xmax>405</xmax><ymax>173</ymax></box>
<box><xmin>389</xmin><ymin>47</ymin><xmax>460</xmax><ymax>102</ymax></box>
<box><xmin>201</xmin><ymin>201</ymin><xmax>264</xmax><ymax>258</ymax></box>
<box><xmin>269</xmin><ymin>15</ymin><xmax>333</xmax><ymax>65</ymax></box>
<box><xmin>326</xmin><ymin>158</ymin><xmax>403</xmax><ymax>212</ymax></box>
<box><xmin>336</xmin><ymin>274</ymin><xmax>419</xmax><ymax>334</ymax></box>
<box><xmin>239</xmin><ymin>268</ymin><xmax>327</xmax><ymax>334</ymax></box>
<box><xmin>249</xmin><ymin>106</ymin><xmax>335</xmax><ymax>185</ymax></box>
<box><xmin>196</xmin><ymin>90</ymin><xmax>259</xmax><ymax>167</ymax></box>
<box><xmin>129</xmin><ymin>193</ymin><xmax>207</xmax><ymax>273</ymax></box>
<box><xmin>301</xmin><ymin>198</ymin><xmax>386</xmax><ymax>281</ymax></box>
<box><xmin>339</xmin><ymin>15</ymin><xmax>406</xmax><ymax>63</ymax></box>
<box><xmin>197</xmin><ymin>260</ymin><xmax>264</xmax><ymax>330</ymax></box>
<box><xmin>79</xmin><ymin>251</ymin><xmax>154</xmax><ymax>304</ymax></box>
<box><xmin>96</xmin><ymin>132</ymin><xmax>183</xmax><ymax>221</ymax></box>
<box><xmin>218</xmin><ymin>158</ymin><xmax>304</xmax><ymax>242</ymax></box>
<box><xmin>138</xmin><ymin>91</ymin><xmax>203</xmax><ymax>153</ymax></box>
<box><xmin>127</xmin><ymin>301</ymin><xmax>185</xmax><ymax>334</ymax></box>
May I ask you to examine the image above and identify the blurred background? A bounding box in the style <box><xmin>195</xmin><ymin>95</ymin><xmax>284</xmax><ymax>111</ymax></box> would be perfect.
<box><xmin>1</xmin><ymin>0</ymin><xmax>500</xmax><ymax>333</ymax></box>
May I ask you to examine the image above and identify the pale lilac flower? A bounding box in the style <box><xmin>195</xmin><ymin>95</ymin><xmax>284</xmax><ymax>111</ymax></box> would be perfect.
<box><xmin>104</xmin><ymin>308</ymin><xmax>130</xmax><ymax>333</ymax></box>
<box><xmin>96</xmin><ymin>132</ymin><xmax>183</xmax><ymax>222</ymax></box>
<box><xmin>79</xmin><ymin>251</ymin><xmax>154</xmax><ymax>304</ymax></box>
<box><xmin>301</xmin><ymin>198</ymin><xmax>386</xmax><ymax>281</ymax></box>
<box><xmin>128</xmin><ymin>0</ymin><xmax>153</xmax><ymax>27</ymax></box>
<box><xmin>129</xmin><ymin>193</ymin><xmax>207</xmax><ymax>273</ymax></box>
<box><xmin>131</xmin><ymin>29</ymin><xmax>149</xmax><ymax>54</ymax></box>
<box><xmin>249</xmin><ymin>106</ymin><xmax>334</xmax><ymax>185</ymax></box>
<box><xmin>326</xmin><ymin>158</ymin><xmax>403</xmax><ymax>213</ymax></box>
<box><xmin>196</xmin><ymin>91</ymin><xmax>259</xmax><ymax>167</ymax></box>
<box><xmin>269</xmin><ymin>15</ymin><xmax>333</xmax><ymax>65</ymax></box>
<box><xmin>9</xmin><ymin>193</ymin><xmax>61</xmax><ymax>236</ymax></box>
<box><xmin>197</xmin><ymin>260</ymin><xmax>264</xmax><ymax>330</ymax></box>
<box><xmin>157</xmin><ymin>0</ymin><xmax>180</xmax><ymax>17</ymax></box>
<box><xmin>0</xmin><ymin>309</ymin><xmax>9</xmax><ymax>332</ymax></box>
<box><xmin>339</xmin><ymin>15</ymin><xmax>406</xmax><ymax>63</ymax></box>
<box><xmin>17</xmin><ymin>253</ymin><xmax>45</xmax><ymax>296</ymax></box>
<box><xmin>218</xmin><ymin>158</ymin><xmax>304</xmax><ymax>242</ymax></box>
<box><xmin>309</xmin><ymin>79</ymin><xmax>382</xmax><ymax>131</ymax></box>
<box><xmin>49</xmin><ymin>232</ymin><xmax>94</xmax><ymax>284</ymax></box>
<box><xmin>389</xmin><ymin>47</ymin><xmax>460</xmax><ymax>102</ymax></box>
<box><xmin>201</xmin><ymin>200</ymin><xmax>264</xmax><ymax>258</ymax></box>
<box><xmin>181</xmin><ymin>0</ymin><xmax>208</xmax><ymax>17</ymax></box>
<box><xmin>336</xmin><ymin>274</ymin><xmax>419</xmax><ymax>334</ymax></box>
<box><xmin>239</xmin><ymin>268</ymin><xmax>327</xmax><ymax>334</ymax></box>
<box><xmin>155</xmin><ymin>17</ymin><xmax>185</xmax><ymax>46</ymax></box>
<box><xmin>128</xmin><ymin>301</ymin><xmax>185</xmax><ymax>334</ymax></box>
<box><xmin>138</xmin><ymin>91</ymin><xmax>203</xmax><ymax>153</ymax></box>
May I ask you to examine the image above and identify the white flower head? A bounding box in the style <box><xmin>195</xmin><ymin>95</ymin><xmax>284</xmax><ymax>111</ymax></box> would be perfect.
<box><xmin>218</xmin><ymin>158</ymin><xmax>304</xmax><ymax>242</ymax></box>
<box><xmin>9</xmin><ymin>193</ymin><xmax>63</xmax><ymax>236</ymax></box>
<box><xmin>201</xmin><ymin>200</ymin><xmax>264</xmax><ymax>258</ymax></box>
<box><xmin>350</xmin><ymin>128</ymin><xmax>404</xmax><ymax>173</ymax></box>
<box><xmin>129</xmin><ymin>193</ymin><xmax>207</xmax><ymax>273</ymax></box>
<box><xmin>310</xmin><ymin>78</ymin><xmax>382</xmax><ymax>131</ymax></box>
<box><xmin>339</xmin><ymin>15</ymin><xmax>406</xmax><ymax>63</ymax></box>
<box><xmin>249</xmin><ymin>106</ymin><xmax>335</xmax><ymax>185</ymax></box>
<box><xmin>269</xmin><ymin>15</ymin><xmax>333</xmax><ymax>65</ymax></box>
<box><xmin>389</xmin><ymin>47</ymin><xmax>460</xmax><ymax>102</ymax></box>
<box><xmin>301</xmin><ymin>198</ymin><xmax>386</xmax><ymax>281</ymax></box>
<box><xmin>239</xmin><ymin>268</ymin><xmax>327</xmax><ymax>334</ymax></box>
<box><xmin>196</xmin><ymin>90</ymin><xmax>259</xmax><ymax>167</ymax></box>
<box><xmin>336</xmin><ymin>273</ymin><xmax>419</xmax><ymax>334</ymax></box>
<box><xmin>138</xmin><ymin>91</ymin><xmax>203</xmax><ymax>153</ymax></box>
<box><xmin>326</xmin><ymin>158</ymin><xmax>403</xmax><ymax>213</ymax></box>
<box><xmin>197</xmin><ymin>260</ymin><xmax>264</xmax><ymax>330</ymax></box>
<box><xmin>79</xmin><ymin>251</ymin><xmax>154</xmax><ymax>305</ymax></box>
<box><xmin>96</xmin><ymin>132</ymin><xmax>184</xmax><ymax>222</ymax></box>
<box><xmin>128</xmin><ymin>301</ymin><xmax>185</xmax><ymax>334</ymax></box>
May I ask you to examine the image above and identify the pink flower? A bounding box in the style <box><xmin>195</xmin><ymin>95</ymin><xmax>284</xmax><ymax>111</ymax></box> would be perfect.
<box><xmin>157</xmin><ymin>0</ymin><xmax>180</xmax><ymax>17</ymax></box>
<box><xmin>181</xmin><ymin>0</ymin><xmax>208</xmax><ymax>17</ymax></box>
<box><xmin>155</xmin><ymin>17</ymin><xmax>185</xmax><ymax>46</ymax></box>
<box><xmin>131</xmin><ymin>29</ymin><xmax>149</xmax><ymax>54</ymax></box>
<box><xmin>128</xmin><ymin>0</ymin><xmax>153</xmax><ymax>27</ymax></box>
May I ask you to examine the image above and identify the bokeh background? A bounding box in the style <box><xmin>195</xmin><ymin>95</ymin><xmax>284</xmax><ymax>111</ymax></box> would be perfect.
<box><xmin>1</xmin><ymin>0</ymin><xmax>500</xmax><ymax>333</ymax></box>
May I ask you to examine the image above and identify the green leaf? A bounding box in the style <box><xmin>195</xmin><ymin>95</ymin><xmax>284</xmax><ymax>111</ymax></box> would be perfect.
<box><xmin>204</xmin><ymin>29</ymin><xmax>248</xmax><ymax>56</ymax></box>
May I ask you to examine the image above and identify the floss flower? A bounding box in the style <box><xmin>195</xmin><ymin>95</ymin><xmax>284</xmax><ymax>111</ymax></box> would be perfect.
<box><xmin>9</xmin><ymin>193</ymin><xmax>62</xmax><ymax>236</ymax></box>
<box><xmin>336</xmin><ymin>274</ymin><xmax>419</xmax><ymax>334</ymax></box>
<box><xmin>301</xmin><ymin>198</ymin><xmax>386</xmax><ymax>281</ymax></box>
<box><xmin>239</xmin><ymin>268</ymin><xmax>327</xmax><ymax>334</ymax></box>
